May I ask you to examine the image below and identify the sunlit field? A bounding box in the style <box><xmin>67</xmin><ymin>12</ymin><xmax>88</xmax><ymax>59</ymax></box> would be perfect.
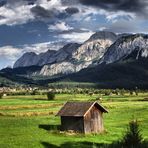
<box><xmin>0</xmin><ymin>93</ymin><xmax>148</xmax><ymax>148</ymax></box>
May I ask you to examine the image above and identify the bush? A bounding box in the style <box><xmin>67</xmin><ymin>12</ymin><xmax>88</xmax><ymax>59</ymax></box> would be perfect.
<box><xmin>130</xmin><ymin>91</ymin><xmax>134</xmax><ymax>96</ymax></box>
<box><xmin>0</xmin><ymin>93</ymin><xmax>3</xmax><ymax>99</ymax></box>
<box><xmin>47</xmin><ymin>92</ymin><xmax>55</xmax><ymax>100</ymax></box>
<box><xmin>121</xmin><ymin>120</ymin><xmax>143</xmax><ymax>148</ymax></box>
<box><xmin>31</xmin><ymin>90</ymin><xmax>38</xmax><ymax>95</ymax></box>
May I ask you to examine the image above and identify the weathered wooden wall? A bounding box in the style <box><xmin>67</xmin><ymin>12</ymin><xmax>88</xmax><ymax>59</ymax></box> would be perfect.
<box><xmin>61</xmin><ymin>116</ymin><xmax>84</xmax><ymax>132</ymax></box>
<box><xmin>60</xmin><ymin>103</ymin><xmax>105</xmax><ymax>133</ymax></box>
<box><xmin>84</xmin><ymin>106</ymin><xmax>104</xmax><ymax>133</ymax></box>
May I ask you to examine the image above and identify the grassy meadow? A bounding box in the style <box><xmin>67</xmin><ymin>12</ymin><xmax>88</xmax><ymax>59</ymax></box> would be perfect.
<box><xmin>0</xmin><ymin>92</ymin><xmax>148</xmax><ymax>148</ymax></box>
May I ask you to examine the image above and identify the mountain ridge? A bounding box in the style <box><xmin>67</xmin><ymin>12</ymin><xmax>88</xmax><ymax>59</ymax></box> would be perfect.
<box><xmin>99</xmin><ymin>34</ymin><xmax>148</xmax><ymax>64</ymax></box>
<box><xmin>13</xmin><ymin>31</ymin><xmax>118</xmax><ymax>76</ymax></box>
<box><xmin>1</xmin><ymin>31</ymin><xmax>148</xmax><ymax>89</ymax></box>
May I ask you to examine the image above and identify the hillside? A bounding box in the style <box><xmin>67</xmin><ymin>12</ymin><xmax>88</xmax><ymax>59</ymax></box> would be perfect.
<box><xmin>0</xmin><ymin>74</ymin><xmax>16</xmax><ymax>87</ymax></box>
<box><xmin>0</xmin><ymin>71</ymin><xmax>37</xmax><ymax>86</ymax></box>
<box><xmin>48</xmin><ymin>58</ymin><xmax>148</xmax><ymax>89</ymax></box>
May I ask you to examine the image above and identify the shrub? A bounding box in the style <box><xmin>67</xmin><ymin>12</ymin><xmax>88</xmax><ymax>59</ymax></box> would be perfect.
<box><xmin>121</xmin><ymin>120</ymin><xmax>143</xmax><ymax>148</ymax></box>
<box><xmin>31</xmin><ymin>90</ymin><xmax>38</xmax><ymax>95</ymax></box>
<box><xmin>47</xmin><ymin>92</ymin><xmax>55</xmax><ymax>100</ymax></box>
<box><xmin>104</xmin><ymin>91</ymin><xmax>111</xmax><ymax>96</ymax></box>
<box><xmin>0</xmin><ymin>93</ymin><xmax>3</xmax><ymax>99</ymax></box>
<box><xmin>130</xmin><ymin>91</ymin><xmax>134</xmax><ymax>96</ymax></box>
<box><xmin>135</xmin><ymin>91</ymin><xmax>138</xmax><ymax>96</ymax></box>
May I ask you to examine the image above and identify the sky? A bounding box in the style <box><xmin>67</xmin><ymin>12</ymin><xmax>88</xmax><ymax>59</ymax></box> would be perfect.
<box><xmin>0</xmin><ymin>0</ymin><xmax>148</xmax><ymax>69</ymax></box>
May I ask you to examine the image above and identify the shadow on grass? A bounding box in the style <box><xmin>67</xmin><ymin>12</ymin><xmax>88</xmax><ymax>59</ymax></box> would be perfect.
<box><xmin>34</xmin><ymin>98</ymin><xmax>48</xmax><ymax>101</ymax></box>
<box><xmin>40</xmin><ymin>120</ymin><xmax>148</xmax><ymax>148</ymax></box>
<box><xmin>41</xmin><ymin>141</ymin><xmax>120</xmax><ymax>148</ymax></box>
<box><xmin>39</xmin><ymin>124</ymin><xmax>61</xmax><ymax>131</ymax></box>
<box><xmin>41</xmin><ymin>142</ymin><xmax>58</xmax><ymax>148</ymax></box>
<box><xmin>41</xmin><ymin>141</ymin><xmax>148</xmax><ymax>148</ymax></box>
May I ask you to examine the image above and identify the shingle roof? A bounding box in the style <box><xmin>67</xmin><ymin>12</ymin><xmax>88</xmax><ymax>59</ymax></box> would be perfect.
<box><xmin>56</xmin><ymin>101</ymin><xmax>108</xmax><ymax>117</ymax></box>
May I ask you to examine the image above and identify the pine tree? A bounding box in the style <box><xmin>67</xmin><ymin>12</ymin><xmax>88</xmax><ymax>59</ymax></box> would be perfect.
<box><xmin>122</xmin><ymin>120</ymin><xmax>143</xmax><ymax>148</ymax></box>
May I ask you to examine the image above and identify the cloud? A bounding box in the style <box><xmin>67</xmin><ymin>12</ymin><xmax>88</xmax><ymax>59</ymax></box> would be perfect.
<box><xmin>79</xmin><ymin>0</ymin><xmax>148</xmax><ymax>17</ymax></box>
<box><xmin>84</xmin><ymin>16</ymin><xmax>91</xmax><ymax>22</ymax></box>
<box><xmin>29</xmin><ymin>3</ymin><xmax>79</xmax><ymax>23</ymax></box>
<box><xmin>0</xmin><ymin>2</ymin><xmax>34</xmax><ymax>25</ymax></box>
<box><xmin>65</xmin><ymin>7</ymin><xmax>79</xmax><ymax>15</ymax></box>
<box><xmin>0</xmin><ymin>0</ymin><xmax>145</xmax><ymax>27</ymax></box>
<box><xmin>27</xmin><ymin>0</ymin><xmax>37</xmax><ymax>5</ymax></box>
<box><xmin>22</xmin><ymin>41</ymin><xmax>65</xmax><ymax>54</ymax></box>
<box><xmin>61</xmin><ymin>0</ymin><xmax>80</xmax><ymax>6</ymax></box>
<box><xmin>59</xmin><ymin>31</ymin><xmax>94</xmax><ymax>43</ymax></box>
<box><xmin>0</xmin><ymin>41</ymin><xmax>66</xmax><ymax>69</ymax></box>
<box><xmin>101</xmin><ymin>20</ymin><xmax>148</xmax><ymax>33</ymax></box>
<box><xmin>0</xmin><ymin>0</ymin><xmax>6</xmax><ymax>7</ymax></box>
<box><xmin>104</xmin><ymin>10</ymin><xmax>135</xmax><ymax>22</ymax></box>
<box><xmin>31</xmin><ymin>5</ymin><xmax>67</xmax><ymax>22</ymax></box>
<box><xmin>31</xmin><ymin>5</ymin><xmax>52</xmax><ymax>19</ymax></box>
<box><xmin>0</xmin><ymin>46</ymin><xmax>21</xmax><ymax>68</ymax></box>
<box><xmin>30</xmin><ymin>1</ymin><xmax>80</xmax><ymax>21</ymax></box>
<box><xmin>0</xmin><ymin>0</ymin><xmax>66</xmax><ymax>25</ymax></box>
<box><xmin>0</xmin><ymin>46</ymin><xmax>21</xmax><ymax>60</ymax></box>
<box><xmin>48</xmin><ymin>21</ymin><xmax>73</xmax><ymax>31</ymax></box>
<box><xmin>99</xmin><ymin>27</ymin><xmax>107</xmax><ymax>31</ymax></box>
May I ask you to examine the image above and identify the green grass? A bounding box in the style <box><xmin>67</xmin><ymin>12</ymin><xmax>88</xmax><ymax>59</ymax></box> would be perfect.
<box><xmin>0</xmin><ymin>93</ymin><xmax>148</xmax><ymax>147</ymax></box>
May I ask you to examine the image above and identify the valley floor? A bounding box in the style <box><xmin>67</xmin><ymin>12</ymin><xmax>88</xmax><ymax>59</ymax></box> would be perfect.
<box><xmin>0</xmin><ymin>93</ymin><xmax>148</xmax><ymax>148</ymax></box>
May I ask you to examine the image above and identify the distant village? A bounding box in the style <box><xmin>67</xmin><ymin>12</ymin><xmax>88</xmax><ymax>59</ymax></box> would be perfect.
<box><xmin>0</xmin><ymin>85</ymin><xmax>145</xmax><ymax>98</ymax></box>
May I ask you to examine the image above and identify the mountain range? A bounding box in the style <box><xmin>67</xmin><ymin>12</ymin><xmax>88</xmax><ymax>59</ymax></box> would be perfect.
<box><xmin>1</xmin><ymin>31</ymin><xmax>148</xmax><ymax>88</ymax></box>
<box><xmin>13</xmin><ymin>31</ymin><xmax>117</xmax><ymax>76</ymax></box>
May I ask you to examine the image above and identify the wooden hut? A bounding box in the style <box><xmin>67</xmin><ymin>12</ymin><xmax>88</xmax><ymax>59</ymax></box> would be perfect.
<box><xmin>56</xmin><ymin>101</ymin><xmax>108</xmax><ymax>133</ymax></box>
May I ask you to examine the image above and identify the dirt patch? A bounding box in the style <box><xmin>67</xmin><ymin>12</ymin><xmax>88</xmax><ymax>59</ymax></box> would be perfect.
<box><xmin>0</xmin><ymin>112</ymin><xmax>4</xmax><ymax>116</ymax></box>
<box><xmin>134</xmin><ymin>98</ymin><xmax>148</xmax><ymax>102</ymax></box>
<box><xmin>0</xmin><ymin>111</ymin><xmax>54</xmax><ymax>117</ymax></box>
<box><xmin>0</xmin><ymin>103</ymin><xmax>62</xmax><ymax>110</ymax></box>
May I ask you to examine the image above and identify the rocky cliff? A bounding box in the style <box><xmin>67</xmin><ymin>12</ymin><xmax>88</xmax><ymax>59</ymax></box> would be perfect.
<box><xmin>13</xmin><ymin>50</ymin><xmax>56</xmax><ymax>68</ymax></box>
<box><xmin>13</xmin><ymin>32</ymin><xmax>148</xmax><ymax>77</ymax></box>
<box><xmin>100</xmin><ymin>34</ymin><xmax>148</xmax><ymax>64</ymax></box>
<box><xmin>14</xmin><ymin>31</ymin><xmax>117</xmax><ymax>76</ymax></box>
<box><xmin>38</xmin><ymin>31</ymin><xmax>117</xmax><ymax>76</ymax></box>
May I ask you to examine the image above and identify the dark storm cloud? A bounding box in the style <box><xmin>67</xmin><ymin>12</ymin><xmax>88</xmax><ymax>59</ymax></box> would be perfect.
<box><xmin>31</xmin><ymin>5</ymin><xmax>67</xmax><ymax>21</ymax></box>
<box><xmin>8</xmin><ymin>0</ymin><xmax>37</xmax><ymax>4</ymax></box>
<box><xmin>79</xmin><ymin>0</ymin><xmax>148</xmax><ymax>15</ymax></box>
<box><xmin>26</xmin><ymin>0</ymin><xmax>37</xmax><ymax>5</ymax></box>
<box><xmin>65</xmin><ymin>7</ymin><xmax>79</xmax><ymax>15</ymax></box>
<box><xmin>0</xmin><ymin>0</ymin><xmax>6</xmax><ymax>7</ymax></box>
<box><xmin>61</xmin><ymin>0</ymin><xmax>79</xmax><ymax>5</ymax></box>
<box><xmin>31</xmin><ymin>6</ymin><xmax>52</xmax><ymax>18</ymax></box>
<box><xmin>31</xmin><ymin>5</ymin><xmax>79</xmax><ymax>21</ymax></box>
<box><xmin>0</xmin><ymin>15</ymin><xmax>5</xmax><ymax>19</ymax></box>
